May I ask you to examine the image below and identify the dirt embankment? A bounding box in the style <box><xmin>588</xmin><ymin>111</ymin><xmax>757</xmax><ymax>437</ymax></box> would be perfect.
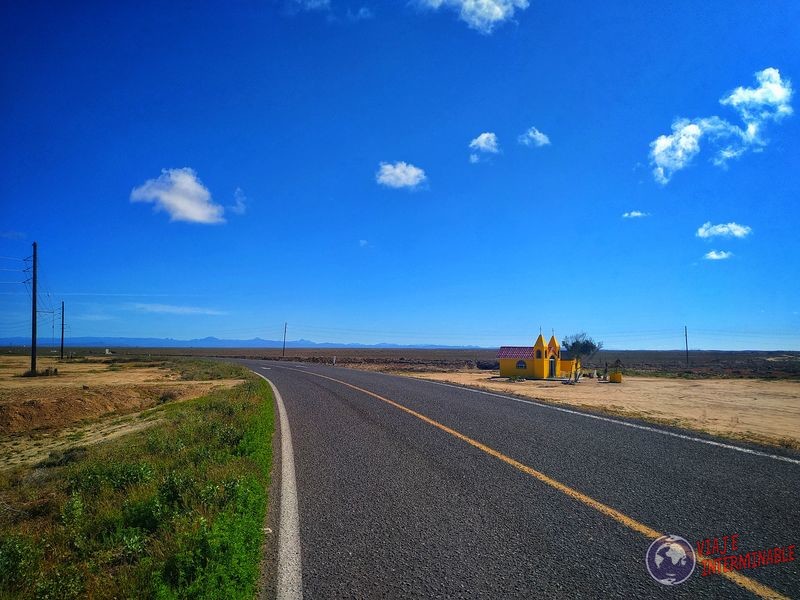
<box><xmin>0</xmin><ymin>356</ymin><xmax>242</xmax><ymax>470</ymax></box>
<box><xmin>0</xmin><ymin>356</ymin><xmax>239</xmax><ymax>434</ymax></box>
<box><xmin>0</xmin><ymin>382</ymin><xmax>226</xmax><ymax>434</ymax></box>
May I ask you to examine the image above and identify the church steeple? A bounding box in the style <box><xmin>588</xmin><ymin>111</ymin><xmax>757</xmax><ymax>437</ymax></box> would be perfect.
<box><xmin>548</xmin><ymin>334</ymin><xmax>560</xmax><ymax>358</ymax></box>
<box><xmin>534</xmin><ymin>333</ymin><xmax>547</xmax><ymax>349</ymax></box>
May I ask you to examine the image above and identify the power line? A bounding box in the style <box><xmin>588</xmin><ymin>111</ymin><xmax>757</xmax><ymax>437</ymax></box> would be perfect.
<box><xmin>0</xmin><ymin>326</ymin><xmax>31</xmax><ymax>334</ymax></box>
<box><xmin>0</xmin><ymin>320</ymin><xmax>32</xmax><ymax>327</ymax></box>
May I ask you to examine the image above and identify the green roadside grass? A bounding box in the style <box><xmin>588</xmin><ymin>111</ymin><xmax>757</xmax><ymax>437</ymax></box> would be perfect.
<box><xmin>0</xmin><ymin>360</ymin><xmax>274</xmax><ymax>599</ymax></box>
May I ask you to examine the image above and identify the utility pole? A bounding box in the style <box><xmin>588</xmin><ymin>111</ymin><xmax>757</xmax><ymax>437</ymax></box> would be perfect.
<box><xmin>684</xmin><ymin>325</ymin><xmax>689</xmax><ymax>368</ymax></box>
<box><xmin>282</xmin><ymin>322</ymin><xmax>287</xmax><ymax>358</ymax></box>
<box><xmin>30</xmin><ymin>242</ymin><xmax>37</xmax><ymax>374</ymax></box>
<box><xmin>60</xmin><ymin>301</ymin><xmax>65</xmax><ymax>360</ymax></box>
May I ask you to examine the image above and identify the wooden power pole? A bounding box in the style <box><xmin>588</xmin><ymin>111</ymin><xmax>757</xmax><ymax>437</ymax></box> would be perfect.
<box><xmin>684</xmin><ymin>325</ymin><xmax>689</xmax><ymax>368</ymax></box>
<box><xmin>60</xmin><ymin>301</ymin><xmax>65</xmax><ymax>360</ymax></box>
<box><xmin>282</xmin><ymin>322</ymin><xmax>287</xmax><ymax>358</ymax></box>
<box><xmin>30</xmin><ymin>241</ymin><xmax>37</xmax><ymax>374</ymax></box>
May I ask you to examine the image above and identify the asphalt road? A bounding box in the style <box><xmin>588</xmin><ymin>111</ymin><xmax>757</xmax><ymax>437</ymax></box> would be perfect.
<box><xmin>237</xmin><ymin>359</ymin><xmax>800</xmax><ymax>599</ymax></box>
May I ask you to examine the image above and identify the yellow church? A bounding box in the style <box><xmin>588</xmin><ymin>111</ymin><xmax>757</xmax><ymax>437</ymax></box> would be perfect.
<box><xmin>497</xmin><ymin>333</ymin><xmax>579</xmax><ymax>379</ymax></box>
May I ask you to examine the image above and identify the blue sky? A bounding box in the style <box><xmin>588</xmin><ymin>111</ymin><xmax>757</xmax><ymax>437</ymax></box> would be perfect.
<box><xmin>1</xmin><ymin>0</ymin><xmax>799</xmax><ymax>350</ymax></box>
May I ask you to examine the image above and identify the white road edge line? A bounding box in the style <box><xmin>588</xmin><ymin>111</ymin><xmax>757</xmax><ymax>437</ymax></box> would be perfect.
<box><xmin>255</xmin><ymin>373</ymin><xmax>303</xmax><ymax>600</ymax></box>
<box><xmin>424</xmin><ymin>380</ymin><xmax>800</xmax><ymax>466</ymax></box>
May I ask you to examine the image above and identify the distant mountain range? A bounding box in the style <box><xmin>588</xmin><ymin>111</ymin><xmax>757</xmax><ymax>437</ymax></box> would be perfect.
<box><xmin>0</xmin><ymin>336</ymin><xmax>488</xmax><ymax>350</ymax></box>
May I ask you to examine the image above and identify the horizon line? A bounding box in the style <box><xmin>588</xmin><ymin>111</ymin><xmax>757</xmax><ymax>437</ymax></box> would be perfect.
<box><xmin>1</xmin><ymin>336</ymin><xmax>799</xmax><ymax>353</ymax></box>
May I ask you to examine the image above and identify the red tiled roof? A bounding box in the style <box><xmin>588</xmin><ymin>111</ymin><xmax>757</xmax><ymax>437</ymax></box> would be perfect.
<box><xmin>497</xmin><ymin>346</ymin><xmax>535</xmax><ymax>359</ymax></box>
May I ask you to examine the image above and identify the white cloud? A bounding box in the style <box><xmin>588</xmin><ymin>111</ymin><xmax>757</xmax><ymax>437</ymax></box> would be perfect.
<box><xmin>74</xmin><ymin>313</ymin><xmax>116</xmax><ymax>322</ymax></box>
<box><xmin>650</xmin><ymin>120</ymin><xmax>704</xmax><ymax>184</ymax></box>
<box><xmin>518</xmin><ymin>126</ymin><xmax>550</xmax><ymax>147</ymax></box>
<box><xmin>292</xmin><ymin>0</ymin><xmax>330</xmax><ymax>10</ymax></box>
<box><xmin>130</xmin><ymin>303</ymin><xmax>227</xmax><ymax>316</ymax></box>
<box><xmin>375</xmin><ymin>161</ymin><xmax>427</xmax><ymax>189</ymax></box>
<box><xmin>696</xmin><ymin>221</ymin><xmax>752</xmax><ymax>239</ymax></box>
<box><xmin>469</xmin><ymin>132</ymin><xmax>500</xmax><ymax>154</ymax></box>
<box><xmin>649</xmin><ymin>68</ymin><xmax>792</xmax><ymax>184</ymax></box>
<box><xmin>711</xmin><ymin>144</ymin><xmax>748</xmax><ymax>167</ymax></box>
<box><xmin>721</xmin><ymin>67</ymin><xmax>793</xmax><ymax>124</ymax></box>
<box><xmin>229</xmin><ymin>187</ymin><xmax>247</xmax><ymax>215</ymax></box>
<box><xmin>469</xmin><ymin>132</ymin><xmax>500</xmax><ymax>163</ymax></box>
<box><xmin>417</xmin><ymin>0</ymin><xmax>529</xmax><ymax>34</ymax></box>
<box><xmin>358</xmin><ymin>239</ymin><xmax>369</xmax><ymax>247</ymax></box>
<box><xmin>290</xmin><ymin>1</ymin><xmax>373</xmax><ymax>23</ymax></box>
<box><xmin>622</xmin><ymin>211</ymin><xmax>648</xmax><ymax>219</ymax></box>
<box><xmin>704</xmin><ymin>250</ymin><xmax>733</xmax><ymax>261</ymax></box>
<box><xmin>346</xmin><ymin>6</ymin><xmax>373</xmax><ymax>21</ymax></box>
<box><xmin>649</xmin><ymin>117</ymin><xmax>745</xmax><ymax>184</ymax></box>
<box><xmin>287</xmin><ymin>0</ymin><xmax>373</xmax><ymax>23</ymax></box>
<box><xmin>131</xmin><ymin>168</ymin><xmax>225</xmax><ymax>224</ymax></box>
<box><xmin>650</xmin><ymin>119</ymin><xmax>703</xmax><ymax>184</ymax></box>
<box><xmin>57</xmin><ymin>292</ymin><xmax>184</xmax><ymax>297</ymax></box>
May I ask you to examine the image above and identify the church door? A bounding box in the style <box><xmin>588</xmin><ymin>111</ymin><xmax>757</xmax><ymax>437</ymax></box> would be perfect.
<box><xmin>549</xmin><ymin>357</ymin><xmax>556</xmax><ymax>378</ymax></box>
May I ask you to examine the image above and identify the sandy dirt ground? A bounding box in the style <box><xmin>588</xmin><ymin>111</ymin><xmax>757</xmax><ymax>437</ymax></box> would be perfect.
<box><xmin>0</xmin><ymin>415</ymin><xmax>164</xmax><ymax>471</ymax></box>
<box><xmin>0</xmin><ymin>356</ymin><xmax>242</xmax><ymax>470</ymax></box>
<box><xmin>404</xmin><ymin>371</ymin><xmax>800</xmax><ymax>448</ymax></box>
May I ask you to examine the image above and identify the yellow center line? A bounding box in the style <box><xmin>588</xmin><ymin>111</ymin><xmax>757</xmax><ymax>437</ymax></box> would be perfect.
<box><xmin>289</xmin><ymin>367</ymin><xmax>789</xmax><ymax>600</ymax></box>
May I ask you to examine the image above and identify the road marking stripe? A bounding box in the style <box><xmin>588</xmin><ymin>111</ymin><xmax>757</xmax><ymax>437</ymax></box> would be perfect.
<box><xmin>287</xmin><ymin>367</ymin><xmax>789</xmax><ymax>600</ymax></box>
<box><xmin>255</xmin><ymin>373</ymin><xmax>303</xmax><ymax>600</ymax></box>
<box><xmin>271</xmin><ymin>365</ymin><xmax>800</xmax><ymax>466</ymax></box>
<box><xmin>421</xmin><ymin>380</ymin><xmax>800</xmax><ymax>466</ymax></box>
